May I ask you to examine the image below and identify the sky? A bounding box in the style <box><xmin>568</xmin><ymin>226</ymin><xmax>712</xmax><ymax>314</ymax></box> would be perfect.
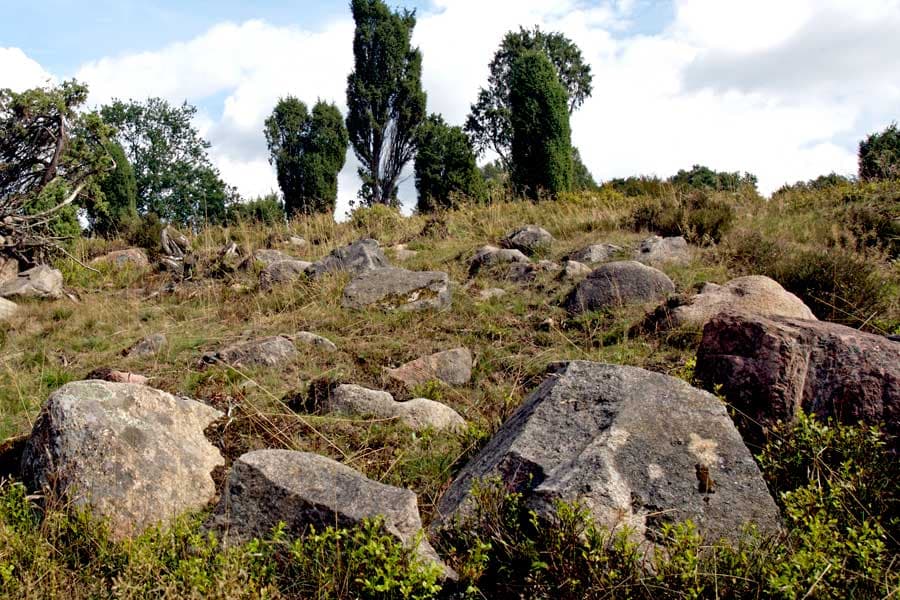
<box><xmin>2</xmin><ymin>0</ymin><xmax>899</xmax><ymax>216</ymax></box>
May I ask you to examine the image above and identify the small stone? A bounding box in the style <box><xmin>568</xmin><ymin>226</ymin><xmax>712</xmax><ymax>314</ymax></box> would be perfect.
<box><xmin>478</xmin><ymin>288</ymin><xmax>507</xmax><ymax>301</ymax></box>
<box><xmin>204</xmin><ymin>336</ymin><xmax>298</xmax><ymax>368</ymax></box>
<box><xmin>327</xmin><ymin>384</ymin><xmax>466</xmax><ymax>432</ymax></box>
<box><xmin>294</xmin><ymin>331</ymin><xmax>338</xmax><ymax>353</ymax></box>
<box><xmin>259</xmin><ymin>260</ymin><xmax>313</xmax><ymax>289</ymax></box>
<box><xmin>469</xmin><ymin>245</ymin><xmax>529</xmax><ymax>276</ymax></box>
<box><xmin>392</xmin><ymin>244</ymin><xmax>418</xmax><ymax>261</ymax></box>
<box><xmin>386</xmin><ymin>348</ymin><xmax>473</xmax><ymax>387</ymax></box>
<box><xmin>126</xmin><ymin>333</ymin><xmax>167</xmax><ymax>358</ymax></box>
<box><xmin>0</xmin><ymin>297</ymin><xmax>17</xmax><ymax>321</ymax></box>
<box><xmin>568</xmin><ymin>244</ymin><xmax>622</xmax><ymax>265</ymax></box>
<box><xmin>85</xmin><ymin>368</ymin><xmax>149</xmax><ymax>385</ymax></box>
<box><xmin>559</xmin><ymin>260</ymin><xmax>592</xmax><ymax>281</ymax></box>
<box><xmin>501</xmin><ymin>225</ymin><xmax>554</xmax><ymax>255</ymax></box>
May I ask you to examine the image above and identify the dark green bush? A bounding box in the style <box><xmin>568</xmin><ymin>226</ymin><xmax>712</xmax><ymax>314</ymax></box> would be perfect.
<box><xmin>226</xmin><ymin>193</ymin><xmax>286</xmax><ymax>226</ymax></box>
<box><xmin>124</xmin><ymin>212</ymin><xmax>164</xmax><ymax>258</ymax></box>
<box><xmin>605</xmin><ymin>175</ymin><xmax>669</xmax><ymax>198</ymax></box>
<box><xmin>859</xmin><ymin>123</ymin><xmax>900</xmax><ymax>181</ymax></box>
<box><xmin>628</xmin><ymin>190</ymin><xmax>735</xmax><ymax>245</ymax></box>
<box><xmin>669</xmin><ymin>164</ymin><xmax>758</xmax><ymax>193</ymax></box>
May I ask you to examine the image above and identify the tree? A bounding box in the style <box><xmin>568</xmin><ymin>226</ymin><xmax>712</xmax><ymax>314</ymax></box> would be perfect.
<box><xmin>1</xmin><ymin>80</ymin><xmax>112</xmax><ymax>263</ymax></box>
<box><xmin>859</xmin><ymin>123</ymin><xmax>900</xmax><ymax>181</ymax></box>
<box><xmin>509</xmin><ymin>51</ymin><xmax>573</xmax><ymax>199</ymax></box>
<box><xmin>414</xmin><ymin>114</ymin><xmax>485</xmax><ymax>212</ymax></box>
<box><xmin>346</xmin><ymin>0</ymin><xmax>426</xmax><ymax>206</ymax></box>
<box><xmin>89</xmin><ymin>140</ymin><xmax>138</xmax><ymax>237</ymax></box>
<box><xmin>264</xmin><ymin>97</ymin><xmax>348</xmax><ymax>217</ymax></box>
<box><xmin>572</xmin><ymin>148</ymin><xmax>598</xmax><ymax>191</ymax></box>
<box><xmin>101</xmin><ymin>98</ymin><xmax>231</xmax><ymax>228</ymax></box>
<box><xmin>466</xmin><ymin>26</ymin><xmax>592</xmax><ymax>169</ymax></box>
<box><xmin>669</xmin><ymin>165</ymin><xmax>758</xmax><ymax>192</ymax></box>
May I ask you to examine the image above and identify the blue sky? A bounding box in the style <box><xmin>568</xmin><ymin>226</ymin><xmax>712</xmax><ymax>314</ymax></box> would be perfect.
<box><xmin>3</xmin><ymin>0</ymin><xmax>898</xmax><ymax>214</ymax></box>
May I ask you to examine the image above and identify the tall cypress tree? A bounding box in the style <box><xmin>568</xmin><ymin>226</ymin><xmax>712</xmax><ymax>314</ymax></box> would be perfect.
<box><xmin>509</xmin><ymin>50</ymin><xmax>573</xmax><ymax>199</ymax></box>
<box><xmin>92</xmin><ymin>140</ymin><xmax>138</xmax><ymax>237</ymax></box>
<box><xmin>346</xmin><ymin>0</ymin><xmax>426</xmax><ymax>206</ymax></box>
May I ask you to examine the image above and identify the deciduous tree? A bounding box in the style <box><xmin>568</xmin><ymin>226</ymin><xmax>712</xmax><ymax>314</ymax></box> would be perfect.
<box><xmin>414</xmin><ymin>114</ymin><xmax>485</xmax><ymax>213</ymax></box>
<box><xmin>859</xmin><ymin>123</ymin><xmax>900</xmax><ymax>181</ymax></box>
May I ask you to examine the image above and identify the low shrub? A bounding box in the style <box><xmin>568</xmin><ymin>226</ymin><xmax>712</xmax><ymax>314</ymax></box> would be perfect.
<box><xmin>628</xmin><ymin>190</ymin><xmax>735</xmax><ymax>245</ymax></box>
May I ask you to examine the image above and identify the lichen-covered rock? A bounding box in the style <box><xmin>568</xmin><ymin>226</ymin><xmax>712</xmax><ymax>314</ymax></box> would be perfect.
<box><xmin>568</xmin><ymin>244</ymin><xmax>622</xmax><ymax>265</ymax></box>
<box><xmin>434</xmin><ymin>362</ymin><xmax>780</xmax><ymax>548</ymax></box>
<box><xmin>0</xmin><ymin>265</ymin><xmax>63</xmax><ymax>300</ymax></box>
<box><xmin>469</xmin><ymin>245</ymin><xmax>529</xmax><ymax>276</ymax></box>
<box><xmin>126</xmin><ymin>333</ymin><xmax>167</xmax><ymax>358</ymax></box>
<box><xmin>646</xmin><ymin>276</ymin><xmax>816</xmax><ymax>332</ymax></box>
<box><xmin>501</xmin><ymin>225</ymin><xmax>554</xmax><ymax>255</ymax></box>
<box><xmin>386</xmin><ymin>348</ymin><xmax>473</xmax><ymax>387</ymax></box>
<box><xmin>635</xmin><ymin>235</ymin><xmax>691</xmax><ymax>265</ymax></box>
<box><xmin>506</xmin><ymin>260</ymin><xmax>560</xmax><ymax>283</ymax></box>
<box><xmin>342</xmin><ymin>267</ymin><xmax>451</xmax><ymax>312</ymax></box>
<box><xmin>203</xmin><ymin>336</ymin><xmax>298</xmax><ymax>368</ymax></box>
<box><xmin>90</xmin><ymin>248</ymin><xmax>149</xmax><ymax>269</ymax></box>
<box><xmin>558</xmin><ymin>260</ymin><xmax>592</xmax><ymax>281</ymax></box>
<box><xmin>564</xmin><ymin>261</ymin><xmax>675</xmax><ymax>313</ymax></box>
<box><xmin>307</xmin><ymin>239</ymin><xmax>389</xmax><ymax>279</ymax></box>
<box><xmin>259</xmin><ymin>259</ymin><xmax>313</xmax><ymax>289</ymax></box>
<box><xmin>696</xmin><ymin>313</ymin><xmax>900</xmax><ymax>449</ymax></box>
<box><xmin>211</xmin><ymin>450</ymin><xmax>453</xmax><ymax>576</ymax></box>
<box><xmin>22</xmin><ymin>381</ymin><xmax>223</xmax><ymax>539</ymax></box>
<box><xmin>328</xmin><ymin>384</ymin><xmax>465</xmax><ymax>432</ymax></box>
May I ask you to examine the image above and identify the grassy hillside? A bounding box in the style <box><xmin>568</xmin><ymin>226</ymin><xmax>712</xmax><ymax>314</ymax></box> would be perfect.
<box><xmin>0</xmin><ymin>182</ymin><xmax>898</xmax><ymax>598</ymax></box>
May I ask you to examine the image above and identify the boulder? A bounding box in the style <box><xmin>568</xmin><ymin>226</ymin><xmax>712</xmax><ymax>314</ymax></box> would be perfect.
<box><xmin>0</xmin><ymin>265</ymin><xmax>64</xmax><ymax>300</ymax></box>
<box><xmin>342</xmin><ymin>267</ymin><xmax>451</xmax><ymax>312</ymax></box>
<box><xmin>558</xmin><ymin>260</ymin><xmax>592</xmax><ymax>281</ymax></box>
<box><xmin>327</xmin><ymin>384</ymin><xmax>465</xmax><ymax>432</ymax></box>
<box><xmin>564</xmin><ymin>261</ymin><xmax>675</xmax><ymax>314</ymax></box>
<box><xmin>0</xmin><ymin>298</ymin><xmax>17</xmax><ymax>321</ymax></box>
<box><xmin>306</xmin><ymin>239</ymin><xmax>389</xmax><ymax>279</ymax></box>
<box><xmin>203</xmin><ymin>336</ymin><xmax>298</xmax><ymax>368</ymax></box>
<box><xmin>0</xmin><ymin>256</ymin><xmax>18</xmax><ymax>285</ymax></box>
<box><xmin>243</xmin><ymin>249</ymin><xmax>296</xmax><ymax>269</ymax></box>
<box><xmin>635</xmin><ymin>235</ymin><xmax>691</xmax><ymax>265</ymax></box>
<box><xmin>294</xmin><ymin>331</ymin><xmax>338</xmax><ymax>353</ymax></box>
<box><xmin>506</xmin><ymin>260</ymin><xmax>559</xmax><ymax>283</ymax></box>
<box><xmin>568</xmin><ymin>243</ymin><xmax>622</xmax><ymax>265</ymax></box>
<box><xmin>90</xmin><ymin>248</ymin><xmax>149</xmax><ymax>269</ymax></box>
<box><xmin>287</xmin><ymin>236</ymin><xmax>307</xmax><ymax>249</ymax></box>
<box><xmin>695</xmin><ymin>313</ymin><xmax>900</xmax><ymax>449</ymax></box>
<box><xmin>434</xmin><ymin>362</ymin><xmax>780</xmax><ymax>547</ymax></box>
<box><xmin>160</xmin><ymin>226</ymin><xmax>190</xmax><ymax>258</ymax></box>
<box><xmin>211</xmin><ymin>450</ymin><xmax>452</xmax><ymax>575</ymax></box>
<box><xmin>385</xmin><ymin>348</ymin><xmax>473</xmax><ymax>388</ymax></box>
<box><xmin>469</xmin><ymin>245</ymin><xmax>529</xmax><ymax>276</ymax></box>
<box><xmin>647</xmin><ymin>276</ymin><xmax>816</xmax><ymax>332</ymax></box>
<box><xmin>126</xmin><ymin>333</ymin><xmax>167</xmax><ymax>358</ymax></box>
<box><xmin>259</xmin><ymin>260</ymin><xmax>313</xmax><ymax>289</ymax></box>
<box><xmin>501</xmin><ymin>225</ymin><xmax>554</xmax><ymax>255</ymax></box>
<box><xmin>21</xmin><ymin>381</ymin><xmax>224</xmax><ymax>539</ymax></box>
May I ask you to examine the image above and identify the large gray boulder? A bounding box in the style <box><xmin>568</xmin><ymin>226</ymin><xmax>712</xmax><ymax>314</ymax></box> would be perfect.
<box><xmin>327</xmin><ymin>384</ymin><xmax>465</xmax><ymax>432</ymax></box>
<box><xmin>568</xmin><ymin>243</ymin><xmax>622</xmax><ymax>265</ymax></box>
<box><xmin>203</xmin><ymin>336</ymin><xmax>298</xmax><ymax>368</ymax></box>
<box><xmin>0</xmin><ymin>297</ymin><xmax>17</xmax><ymax>321</ymax></box>
<box><xmin>564</xmin><ymin>261</ymin><xmax>675</xmax><ymax>313</ymax></box>
<box><xmin>306</xmin><ymin>239</ymin><xmax>389</xmax><ymax>279</ymax></box>
<box><xmin>696</xmin><ymin>313</ymin><xmax>900</xmax><ymax>450</ymax></box>
<box><xmin>22</xmin><ymin>381</ymin><xmax>223</xmax><ymax>539</ymax></box>
<box><xmin>501</xmin><ymin>225</ymin><xmax>554</xmax><ymax>256</ymax></box>
<box><xmin>0</xmin><ymin>265</ymin><xmax>63</xmax><ymax>300</ymax></box>
<box><xmin>342</xmin><ymin>267</ymin><xmax>451</xmax><ymax>312</ymax></box>
<box><xmin>646</xmin><ymin>276</ymin><xmax>816</xmax><ymax>332</ymax></box>
<box><xmin>635</xmin><ymin>235</ymin><xmax>691</xmax><ymax>265</ymax></box>
<box><xmin>211</xmin><ymin>450</ymin><xmax>452</xmax><ymax>575</ymax></box>
<box><xmin>434</xmin><ymin>362</ymin><xmax>780</xmax><ymax>547</ymax></box>
<box><xmin>259</xmin><ymin>259</ymin><xmax>313</xmax><ymax>289</ymax></box>
<box><xmin>386</xmin><ymin>348</ymin><xmax>473</xmax><ymax>387</ymax></box>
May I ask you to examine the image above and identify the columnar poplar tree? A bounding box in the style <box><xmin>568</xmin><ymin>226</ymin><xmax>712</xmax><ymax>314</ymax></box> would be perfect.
<box><xmin>414</xmin><ymin>114</ymin><xmax>485</xmax><ymax>213</ymax></box>
<box><xmin>346</xmin><ymin>0</ymin><xmax>426</xmax><ymax>206</ymax></box>
<box><xmin>509</xmin><ymin>50</ymin><xmax>573</xmax><ymax>199</ymax></box>
<box><xmin>264</xmin><ymin>97</ymin><xmax>348</xmax><ymax>217</ymax></box>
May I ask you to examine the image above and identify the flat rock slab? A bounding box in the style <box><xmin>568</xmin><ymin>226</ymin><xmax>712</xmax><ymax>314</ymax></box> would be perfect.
<box><xmin>696</xmin><ymin>313</ymin><xmax>900</xmax><ymax>449</ymax></box>
<box><xmin>0</xmin><ymin>265</ymin><xmax>63</xmax><ymax>300</ymax></box>
<box><xmin>211</xmin><ymin>450</ymin><xmax>452</xmax><ymax>575</ymax></box>
<box><xmin>328</xmin><ymin>384</ymin><xmax>465</xmax><ymax>432</ymax></box>
<box><xmin>647</xmin><ymin>275</ymin><xmax>816</xmax><ymax>332</ymax></box>
<box><xmin>635</xmin><ymin>235</ymin><xmax>691</xmax><ymax>265</ymax></box>
<box><xmin>386</xmin><ymin>348</ymin><xmax>473</xmax><ymax>387</ymax></box>
<box><xmin>501</xmin><ymin>225</ymin><xmax>554</xmax><ymax>255</ymax></box>
<box><xmin>307</xmin><ymin>239</ymin><xmax>390</xmax><ymax>279</ymax></box>
<box><xmin>564</xmin><ymin>261</ymin><xmax>675</xmax><ymax>313</ymax></box>
<box><xmin>342</xmin><ymin>267</ymin><xmax>451</xmax><ymax>312</ymax></box>
<box><xmin>22</xmin><ymin>380</ymin><xmax>224</xmax><ymax>539</ymax></box>
<box><xmin>434</xmin><ymin>361</ymin><xmax>780</xmax><ymax>547</ymax></box>
<box><xmin>90</xmin><ymin>248</ymin><xmax>149</xmax><ymax>269</ymax></box>
<box><xmin>204</xmin><ymin>336</ymin><xmax>298</xmax><ymax>368</ymax></box>
<box><xmin>0</xmin><ymin>298</ymin><xmax>17</xmax><ymax>321</ymax></box>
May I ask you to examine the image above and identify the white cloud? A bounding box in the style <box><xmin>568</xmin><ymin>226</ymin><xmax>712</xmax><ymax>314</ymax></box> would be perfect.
<box><xmin>0</xmin><ymin>47</ymin><xmax>54</xmax><ymax>91</ymax></box>
<box><xmin>13</xmin><ymin>0</ymin><xmax>900</xmax><ymax>213</ymax></box>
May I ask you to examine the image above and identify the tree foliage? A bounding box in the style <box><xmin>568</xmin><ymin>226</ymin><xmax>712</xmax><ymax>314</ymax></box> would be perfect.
<box><xmin>101</xmin><ymin>98</ymin><xmax>231</xmax><ymax>228</ymax></box>
<box><xmin>414</xmin><ymin>114</ymin><xmax>485</xmax><ymax>213</ymax></box>
<box><xmin>572</xmin><ymin>148</ymin><xmax>598</xmax><ymax>191</ymax></box>
<box><xmin>264</xmin><ymin>97</ymin><xmax>348</xmax><ymax>217</ymax></box>
<box><xmin>0</xmin><ymin>80</ymin><xmax>111</xmax><ymax>262</ymax></box>
<box><xmin>669</xmin><ymin>164</ymin><xmax>758</xmax><ymax>192</ymax></box>
<box><xmin>509</xmin><ymin>50</ymin><xmax>573</xmax><ymax>199</ymax></box>
<box><xmin>226</xmin><ymin>193</ymin><xmax>285</xmax><ymax>225</ymax></box>
<box><xmin>88</xmin><ymin>140</ymin><xmax>138</xmax><ymax>237</ymax></box>
<box><xmin>466</xmin><ymin>26</ymin><xmax>592</xmax><ymax>168</ymax></box>
<box><xmin>859</xmin><ymin>123</ymin><xmax>900</xmax><ymax>181</ymax></box>
<box><xmin>346</xmin><ymin>0</ymin><xmax>426</xmax><ymax>206</ymax></box>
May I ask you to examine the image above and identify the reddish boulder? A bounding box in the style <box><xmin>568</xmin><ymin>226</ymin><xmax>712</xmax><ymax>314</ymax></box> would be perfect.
<box><xmin>695</xmin><ymin>313</ymin><xmax>900</xmax><ymax>450</ymax></box>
